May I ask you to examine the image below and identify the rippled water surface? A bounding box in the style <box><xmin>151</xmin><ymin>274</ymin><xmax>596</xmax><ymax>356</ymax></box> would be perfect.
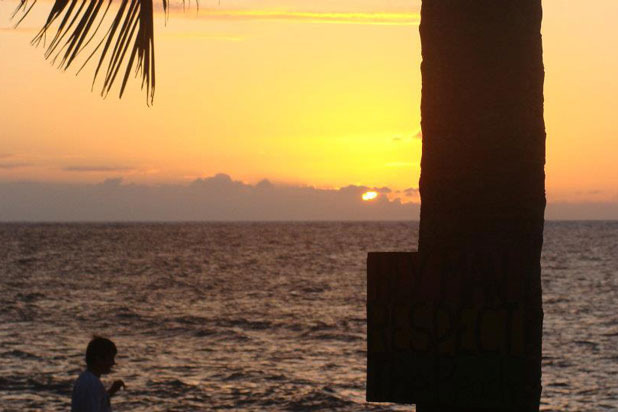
<box><xmin>1</xmin><ymin>222</ymin><xmax>616</xmax><ymax>411</ymax></box>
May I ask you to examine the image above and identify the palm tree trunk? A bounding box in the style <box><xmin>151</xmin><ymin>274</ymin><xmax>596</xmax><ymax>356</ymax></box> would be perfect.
<box><xmin>417</xmin><ymin>0</ymin><xmax>545</xmax><ymax>410</ymax></box>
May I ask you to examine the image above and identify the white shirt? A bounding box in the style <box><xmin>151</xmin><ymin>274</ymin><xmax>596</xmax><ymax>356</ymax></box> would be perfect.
<box><xmin>71</xmin><ymin>370</ymin><xmax>111</xmax><ymax>412</ymax></box>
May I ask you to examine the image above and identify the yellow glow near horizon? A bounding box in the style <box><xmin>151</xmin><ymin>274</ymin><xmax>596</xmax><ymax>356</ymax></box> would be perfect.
<box><xmin>362</xmin><ymin>191</ymin><xmax>378</xmax><ymax>201</ymax></box>
<box><xmin>0</xmin><ymin>0</ymin><xmax>422</xmax><ymax>194</ymax></box>
<box><xmin>1</xmin><ymin>0</ymin><xmax>617</xmax><ymax>207</ymax></box>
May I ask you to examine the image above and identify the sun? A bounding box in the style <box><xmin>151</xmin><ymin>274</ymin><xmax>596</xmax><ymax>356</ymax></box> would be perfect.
<box><xmin>362</xmin><ymin>191</ymin><xmax>378</xmax><ymax>201</ymax></box>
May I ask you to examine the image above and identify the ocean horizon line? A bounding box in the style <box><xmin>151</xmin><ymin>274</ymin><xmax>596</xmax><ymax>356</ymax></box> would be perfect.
<box><xmin>1</xmin><ymin>219</ymin><xmax>617</xmax><ymax>224</ymax></box>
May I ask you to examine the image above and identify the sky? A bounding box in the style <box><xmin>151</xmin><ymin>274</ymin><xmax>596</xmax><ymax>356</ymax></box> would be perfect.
<box><xmin>0</xmin><ymin>0</ymin><xmax>617</xmax><ymax>220</ymax></box>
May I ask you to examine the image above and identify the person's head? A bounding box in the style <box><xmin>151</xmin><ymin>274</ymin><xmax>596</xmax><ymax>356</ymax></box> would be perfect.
<box><xmin>85</xmin><ymin>336</ymin><xmax>117</xmax><ymax>375</ymax></box>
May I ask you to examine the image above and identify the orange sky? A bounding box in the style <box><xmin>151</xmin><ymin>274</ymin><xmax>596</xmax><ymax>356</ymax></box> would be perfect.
<box><xmin>1</xmin><ymin>0</ymin><xmax>617</xmax><ymax>212</ymax></box>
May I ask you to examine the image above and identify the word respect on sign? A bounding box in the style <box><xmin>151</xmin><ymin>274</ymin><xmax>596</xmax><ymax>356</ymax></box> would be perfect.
<box><xmin>367</xmin><ymin>250</ymin><xmax>539</xmax><ymax>410</ymax></box>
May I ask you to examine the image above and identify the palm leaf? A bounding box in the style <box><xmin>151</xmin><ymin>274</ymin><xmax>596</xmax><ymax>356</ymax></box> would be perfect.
<box><xmin>14</xmin><ymin>0</ymin><xmax>166</xmax><ymax>104</ymax></box>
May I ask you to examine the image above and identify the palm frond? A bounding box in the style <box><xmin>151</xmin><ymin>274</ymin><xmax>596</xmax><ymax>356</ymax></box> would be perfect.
<box><xmin>14</xmin><ymin>0</ymin><xmax>166</xmax><ymax>104</ymax></box>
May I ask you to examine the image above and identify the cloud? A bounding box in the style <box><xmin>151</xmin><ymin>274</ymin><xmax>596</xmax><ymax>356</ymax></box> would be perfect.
<box><xmin>0</xmin><ymin>153</ymin><xmax>35</xmax><ymax>169</ymax></box>
<box><xmin>546</xmin><ymin>202</ymin><xmax>618</xmax><ymax>220</ymax></box>
<box><xmin>392</xmin><ymin>129</ymin><xmax>422</xmax><ymax>143</ymax></box>
<box><xmin>0</xmin><ymin>174</ymin><xmax>419</xmax><ymax>221</ymax></box>
<box><xmin>1</xmin><ymin>174</ymin><xmax>615</xmax><ymax>221</ymax></box>
<box><xmin>99</xmin><ymin>177</ymin><xmax>124</xmax><ymax>186</ymax></box>
<box><xmin>337</xmin><ymin>185</ymin><xmax>391</xmax><ymax>196</ymax></box>
<box><xmin>182</xmin><ymin>9</ymin><xmax>420</xmax><ymax>26</ymax></box>
<box><xmin>63</xmin><ymin>166</ymin><xmax>134</xmax><ymax>172</ymax></box>
<box><xmin>0</xmin><ymin>162</ymin><xmax>31</xmax><ymax>169</ymax></box>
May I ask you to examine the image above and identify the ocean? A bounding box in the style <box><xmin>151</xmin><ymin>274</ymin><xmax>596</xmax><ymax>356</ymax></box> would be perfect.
<box><xmin>0</xmin><ymin>221</ymin><xmax>616</xmax><ymax>411</ymax></box>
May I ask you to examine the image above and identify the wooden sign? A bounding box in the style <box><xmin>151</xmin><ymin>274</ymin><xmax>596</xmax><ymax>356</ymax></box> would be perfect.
<box><xmin>367</xmin><ymin>250</ymin><xmax>538</xmax><ymax>410</ymax></box>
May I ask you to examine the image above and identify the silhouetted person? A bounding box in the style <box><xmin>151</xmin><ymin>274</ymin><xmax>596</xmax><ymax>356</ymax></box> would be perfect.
<box><xmin>71</xmin><ymin>336</ymin><xmax>125</xmax><ymax>412</ymax></box>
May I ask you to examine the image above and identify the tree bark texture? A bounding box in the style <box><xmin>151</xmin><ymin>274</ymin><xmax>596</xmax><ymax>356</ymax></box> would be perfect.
<box><xmin>418</xmin><ymin>0</ymin><xmax>545</xmax><ymax>410</ymax></box>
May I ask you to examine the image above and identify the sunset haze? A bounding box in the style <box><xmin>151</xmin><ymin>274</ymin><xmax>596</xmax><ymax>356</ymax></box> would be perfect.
<box><xmin>1</xmin><ymin>0</ymin><xmax>616</xmax><ymax>220</ymax></box>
